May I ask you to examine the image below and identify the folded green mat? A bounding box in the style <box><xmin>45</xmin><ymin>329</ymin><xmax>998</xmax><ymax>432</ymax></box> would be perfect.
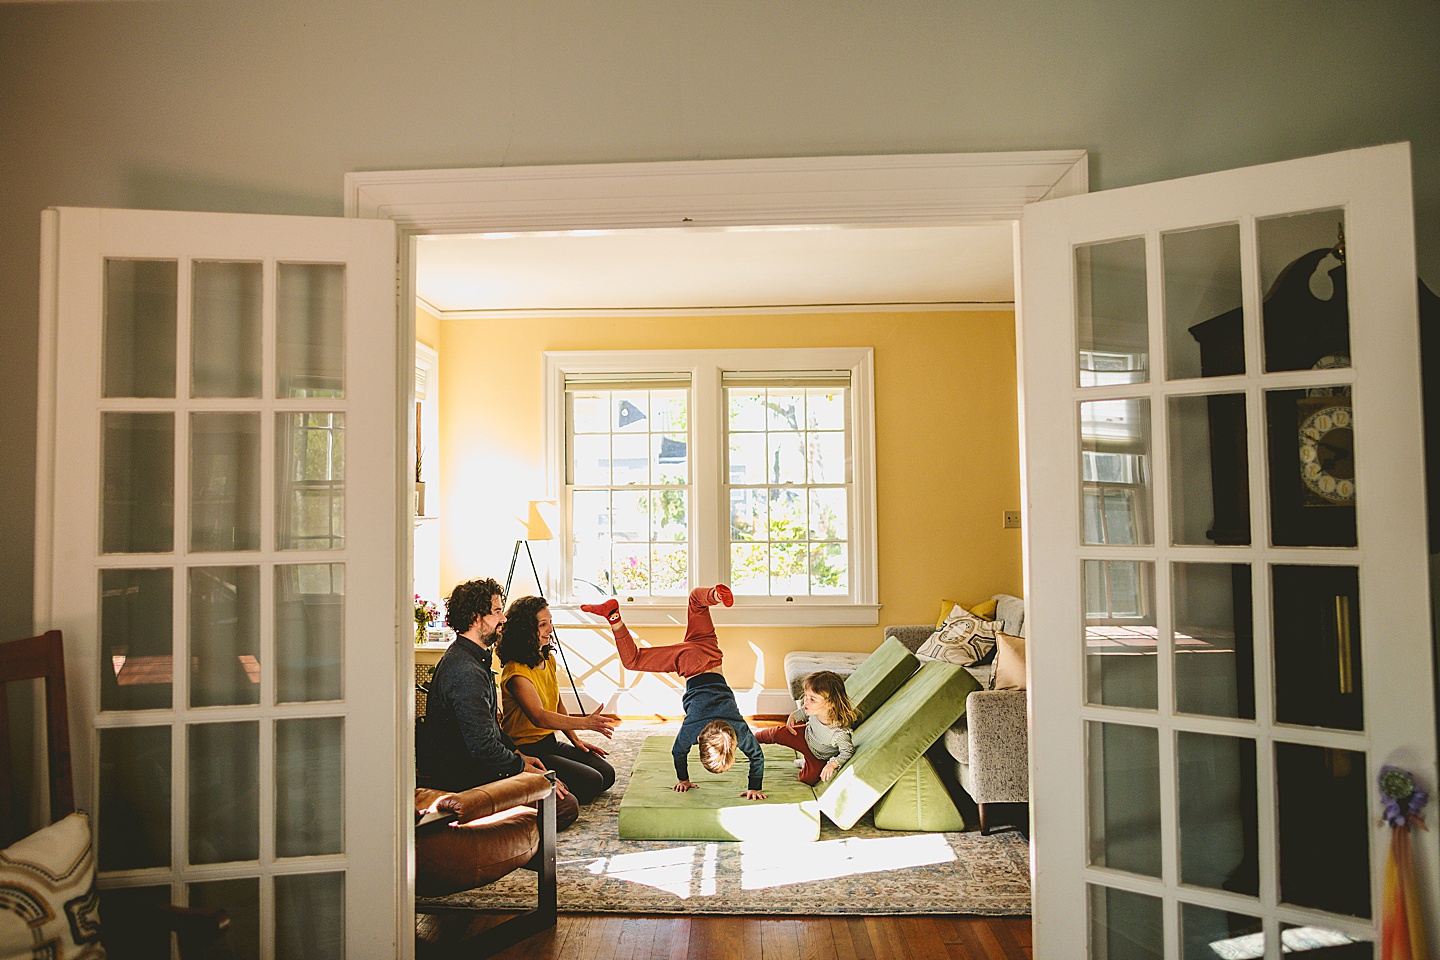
<box><xmin>872</xmin><ymin>752</ymin><xmax>965</xmax><ymax>832</ymax></box>
<box><xmin>817</xmin><ymin>661</ymin><xmax>981</xmax><ymax>830</ymax></box>
<box><xmin>617</xmin><ymin>736</ymin><xmax>822</xmax><ymax>842</ymax></box>
<box><xmin>843</xmin><ymin>636</ymin><xmax>919</xmax><ymax>725</ymax></box>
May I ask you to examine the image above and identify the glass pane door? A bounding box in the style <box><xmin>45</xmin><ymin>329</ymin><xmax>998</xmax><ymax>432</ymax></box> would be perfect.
<box><xmin>38</xmin><ymin>207</ymin><xmax>399</xmax><ymax>959</ymax></box>
<box><xmin>1021</xmin><ymin>145</ymin><xmax>1437</xmax><ymax>958</ymax></box>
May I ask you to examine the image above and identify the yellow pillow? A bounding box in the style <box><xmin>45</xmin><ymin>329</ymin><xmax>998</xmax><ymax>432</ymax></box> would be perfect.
<box><xmin>968</xmin><ymin>598</ymin><xmax>999</xmax><ymax>621</ymax></box>
<box><xmin>935</xmin><ymin>597</ymin><xmax>999</xmax><ymax>629</ymax></box>
<box><xmin>990</xmin><ymin>632</ymin><xmax>1027</xmax><ymax>690</ymax></box>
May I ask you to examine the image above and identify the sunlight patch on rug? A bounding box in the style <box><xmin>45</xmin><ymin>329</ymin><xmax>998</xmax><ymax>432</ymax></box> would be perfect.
<box><xmin>738</xmin><ymin>833</ymin><xmax>956</xmax><ymax>890</ymax></box>
<box><xmin>582</xmin><ymin>845</ymin><xmax>698</xmax><ymax>899</ymax></box>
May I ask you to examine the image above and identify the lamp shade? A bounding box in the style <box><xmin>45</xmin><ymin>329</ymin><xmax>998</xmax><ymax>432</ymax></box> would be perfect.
<box><xmin>524</xmin><ymin>500</ymin><xmax>555</xmax><ymax>541</ymax></box>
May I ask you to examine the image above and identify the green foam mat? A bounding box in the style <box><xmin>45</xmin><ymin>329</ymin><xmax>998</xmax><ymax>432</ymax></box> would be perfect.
<box><xmin>817</xmin><ymin>661</ymin><xmax>981</xmax><ymax>830</ymax></box>
<box><xmin>844</xmin><ymin>636</ymin><xmax>920</xmax><ymax>726</ymax></box>
<box><xmin>618</xmin><ymin>736</ymin><xmax>821</xmax><ymax>842</ymax></box>
<box><xmin>872</xmin><ymin>753</ymin><xmax>965</xmax><ymax>832</ymax></box>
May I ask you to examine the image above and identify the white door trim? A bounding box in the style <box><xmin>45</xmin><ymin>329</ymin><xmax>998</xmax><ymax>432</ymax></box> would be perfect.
<box><xmin>345</xmin><ymin>151</ymin><xmax>1089</xmax><ymax>231</ymax></box>
<box><xmin>347</xmin><ymin>151</ymin><xmax>1089</xmax><ymax>952</ymax></box>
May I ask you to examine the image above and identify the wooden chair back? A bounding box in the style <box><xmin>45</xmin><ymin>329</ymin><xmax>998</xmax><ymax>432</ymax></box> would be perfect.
<box><xmin>0</xmin><ymin>629</ymin><xmax>75</xmax><ymax>846</ymax></box>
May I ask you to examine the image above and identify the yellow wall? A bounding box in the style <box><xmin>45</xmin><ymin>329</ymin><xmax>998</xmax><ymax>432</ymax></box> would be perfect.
<box><xmin>434</xmin><ymin>308</ymin><xmax>1021</xmax><ymax>691</ymax></box>
<box><xmin>417</xmin><ymin>305</ymin><xmax>441</xmax><ymax>350</ymax></box>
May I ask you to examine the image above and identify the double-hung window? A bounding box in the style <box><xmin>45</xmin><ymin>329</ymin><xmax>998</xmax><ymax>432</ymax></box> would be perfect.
<box><xmin>546</xmin><ymin>348</ymin><xmax>877</xmax><ymax>626</ymax></box>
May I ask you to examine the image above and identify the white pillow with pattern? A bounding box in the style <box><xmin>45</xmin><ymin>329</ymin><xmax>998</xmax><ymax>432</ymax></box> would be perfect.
<box><xmin>915</xmin><ymin>604</ymin><xmax>999</xmax><ymax>666</ymax></box>
<box><xmin>0</xmin><ymin>811</ymin><xmax>103</xmax><ymax>960</ymax></box>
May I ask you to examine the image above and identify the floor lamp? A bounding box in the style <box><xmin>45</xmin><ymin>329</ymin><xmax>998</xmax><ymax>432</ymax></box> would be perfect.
<box><xmin>504</xmin><ymin>502</ymin><xmax>587</xmax><ymax>714</ymax></box>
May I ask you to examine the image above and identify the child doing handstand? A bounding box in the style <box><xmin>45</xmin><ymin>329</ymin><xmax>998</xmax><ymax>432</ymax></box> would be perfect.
<box><xmin>581</xmin><ymin>585</ymin><xmax>766</xmax><ymax>799</ymax></box>
<box><xmin>757</xmin><ymin>670</ymin><xmax>857</xmax><ymax>785</ymax></box>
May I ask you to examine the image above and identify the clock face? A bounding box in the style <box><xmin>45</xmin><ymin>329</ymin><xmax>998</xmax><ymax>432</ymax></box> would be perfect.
<box><xmin>1297</xmin><ymin>400</ymin><xmax>1355</xmax><ymax>504</ymax></box>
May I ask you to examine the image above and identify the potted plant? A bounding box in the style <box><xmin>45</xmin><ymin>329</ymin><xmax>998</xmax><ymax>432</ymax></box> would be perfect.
<box><xmin>414</xmin><ymin>594</ymin><xmax>439</xmax><ymax>645</ymax></box>
<box><xmin>414</xmin><ymin>450</ymin><xmax>426</xmax><ymax>516</ymax></box>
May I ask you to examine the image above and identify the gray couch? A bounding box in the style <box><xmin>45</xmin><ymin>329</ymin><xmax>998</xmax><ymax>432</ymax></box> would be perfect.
<box><xmin>782</xmin><ymin>594</ymin><xmax>1029</xmax><ymax>835</ymax></box>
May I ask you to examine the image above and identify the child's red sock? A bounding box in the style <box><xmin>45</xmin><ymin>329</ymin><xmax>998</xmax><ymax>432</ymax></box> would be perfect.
<box><xmin>708</xmin><ymin>584</ymin><xmax>733</xmax><ymax>607</ymax></box>
<box><xmin>581</xmin><ymin>598</ymin><xmax>622</xmax><ymax>624</ymax></box>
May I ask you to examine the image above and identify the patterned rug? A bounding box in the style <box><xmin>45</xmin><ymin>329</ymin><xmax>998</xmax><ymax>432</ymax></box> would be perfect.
<box><xmin>418</xmin><ymin>723</ymin><xmax>1031</xmax><ymax>916</ymax></box>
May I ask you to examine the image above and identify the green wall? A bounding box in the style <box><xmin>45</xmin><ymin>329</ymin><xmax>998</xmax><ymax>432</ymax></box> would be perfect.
<box><xmin>3</xmin><ymin>0</ymin><xmax>1439</xmax><ymax>638</ymax></box>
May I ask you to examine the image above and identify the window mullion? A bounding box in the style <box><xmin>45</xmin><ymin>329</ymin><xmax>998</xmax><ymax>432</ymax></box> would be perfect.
<box><xmin>691</xmin><ymin>361</ymin><xmax>722</xmax><ymax>589</ymax></box>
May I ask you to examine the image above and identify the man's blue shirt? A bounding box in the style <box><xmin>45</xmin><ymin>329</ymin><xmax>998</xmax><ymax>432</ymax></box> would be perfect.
<box><xmin>421</xmin><ymin>636</ymin><xmax>524</xmax><ymax>789</ymax></box>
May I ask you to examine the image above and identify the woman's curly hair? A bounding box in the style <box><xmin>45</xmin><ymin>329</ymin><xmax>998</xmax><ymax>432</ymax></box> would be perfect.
<box><xmin>497</xmin><ymin>595</ymin><xmax>551</xmax><ymax>668</ymax></box>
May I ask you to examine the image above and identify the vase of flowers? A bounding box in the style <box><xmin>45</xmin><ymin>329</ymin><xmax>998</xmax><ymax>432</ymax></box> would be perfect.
<box><xmin>414</xmin><ymin>594</ymin><xmax>439</xmax><ymax>645</ymax></box>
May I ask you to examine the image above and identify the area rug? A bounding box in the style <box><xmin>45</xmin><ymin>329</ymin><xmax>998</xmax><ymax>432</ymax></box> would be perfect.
<box><xmin>418</xmin><ymin>723</ymin><xmax>1031</xmax><ymax>916</ymax></box>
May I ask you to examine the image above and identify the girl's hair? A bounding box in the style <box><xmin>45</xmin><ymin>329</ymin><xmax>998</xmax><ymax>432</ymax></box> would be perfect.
<box><xmin>804</xmin><ymin>670</ymin><xmax>858</xmax><ymax>729</ymax></box>
<box><xmin>497</xmin><ymin>595</ymin><xmax>551</xmax><ymax>668</ymax></box>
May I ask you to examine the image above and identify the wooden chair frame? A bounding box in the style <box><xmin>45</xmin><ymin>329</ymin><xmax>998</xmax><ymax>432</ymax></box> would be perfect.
<box><xmin>0</xmin><ymin>630</ymin><xmax>73</xmax><ymax>844</ymax></box>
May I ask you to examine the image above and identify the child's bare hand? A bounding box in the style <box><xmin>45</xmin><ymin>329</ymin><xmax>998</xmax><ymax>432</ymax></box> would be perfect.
<box><xmin>673</xmin><ymin>780</ymin><xmax>698</xmax><ymax>792</ymax></box>
<box><xmin>741</xmin><ymin>789</ymin><xmax>766</xmax><ymax>800</ymax></box>
<box><xmin>820</xmin><ymin>760</ymin><xmax>840</xmax><ymax>782</ymax></box>
<box><xmin>784</xmin><ymin>715</ymin><xmax>800</xmax><ymax>733</ymax></box>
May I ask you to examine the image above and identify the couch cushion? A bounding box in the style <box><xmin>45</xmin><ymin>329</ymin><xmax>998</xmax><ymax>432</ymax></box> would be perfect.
<box><xmin>871</xmin><ymin>754</ymin><xmax>965</xmax><ymax>832</ymax></box>
<box><xmin>783</xmin><ymin>650</ymin><xmax>871</xmax><ymax>701</ymax></box>
<box><xmin>993</xmin><ymin>594</ymin><xmax>1025</xmax><ymax>637</ymax></box>
<box><xmin>940</xmin><ymin>722</ymin><xmax>969</xmax><ymax>765</ymax></box>
<box><xmin>618</xmin><ymin>736</ymin><xmax>821</xmax><ymax>842</ymax></box>
<box><xmin>843</xmin><ymin>636</ymin><xmax>920</xmax><ymax>726</ymax></box>
<box><xmin>816</xmin><ymin>661</ymin><xmax>981</xmax><ymax>829</ymax></box>
<box><xmin>0</xmin><ymin>811</ymin><xmax>102</xmax><ymax>960</ymax></box>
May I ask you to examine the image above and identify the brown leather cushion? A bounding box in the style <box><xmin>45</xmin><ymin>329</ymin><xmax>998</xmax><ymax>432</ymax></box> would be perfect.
<box><xmin>415</xmin><ymin>804</ymin><xmax>539</xmax><ymax>896</ymax></box>
<box><xmin>413</xmin><ymin>778</ymin><xmax>552</xmax><ymax>896</ymax></box>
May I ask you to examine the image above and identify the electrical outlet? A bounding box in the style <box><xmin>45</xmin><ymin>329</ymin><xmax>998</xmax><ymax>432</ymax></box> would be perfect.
<box><xmin>1003</xmin><ymin>510</ymin><xmax>1021</xmax><ymax>529</ymax></box>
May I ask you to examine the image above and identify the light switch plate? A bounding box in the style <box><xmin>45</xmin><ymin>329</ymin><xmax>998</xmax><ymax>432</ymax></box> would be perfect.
<box><xmin>1003</xmin><ymin>510</ymin><xmax>1021</xmax><ymax>529</ymax></box>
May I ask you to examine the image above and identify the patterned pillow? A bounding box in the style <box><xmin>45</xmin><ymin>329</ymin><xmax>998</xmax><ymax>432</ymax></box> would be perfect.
<box><xmin>915</xmin><ymin>605</ymin><xmax>999</xmax><ymax>666</ymax></box>
<box><xmin>0</xmin><ymin>811</ymin><xmax>103</xmax><ymax>960</ymax></box>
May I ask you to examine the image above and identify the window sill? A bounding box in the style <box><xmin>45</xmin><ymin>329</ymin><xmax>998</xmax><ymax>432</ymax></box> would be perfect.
<box><xmin>550</xmin><ymin>602</ymin><xmax>880</xmax><ymax>628</ymax></box>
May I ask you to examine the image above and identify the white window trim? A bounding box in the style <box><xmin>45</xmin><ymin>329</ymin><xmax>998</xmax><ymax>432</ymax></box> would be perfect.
<box><xmin>544</xmin><ymin>347</ymin><xmax>878</xmax><ymax>627</ymax></box>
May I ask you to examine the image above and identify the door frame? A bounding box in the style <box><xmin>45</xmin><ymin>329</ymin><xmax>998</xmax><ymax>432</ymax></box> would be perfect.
<box><xmin>346</xmin><ymin>149</ymin><xmax>1090</xmax><ymax>938</ymax></box>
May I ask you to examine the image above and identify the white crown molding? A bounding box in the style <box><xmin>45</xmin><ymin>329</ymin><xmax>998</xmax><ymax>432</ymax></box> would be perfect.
<box><xmin>417</xmin><ymin>296</ymin><xmax>1016</xmax><ymax>321</ymax></box>
<box><xmin>345</xmin><ymin>150</ymin><xmax>1089</xmax><ymax>233</ymax></box>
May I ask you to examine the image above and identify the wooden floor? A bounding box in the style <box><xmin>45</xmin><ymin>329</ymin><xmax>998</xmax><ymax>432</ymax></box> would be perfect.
<box><xmin>437</xmin><ymin>914</ymin><xmax>1033</xmax><ymax>960</ymax></box>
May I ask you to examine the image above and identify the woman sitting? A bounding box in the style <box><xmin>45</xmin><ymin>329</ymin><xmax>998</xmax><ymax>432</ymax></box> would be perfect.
<box><xmin>498</xmin><ymin>595</ymin><xmax>621</xmax><ymax>804</ymax></box>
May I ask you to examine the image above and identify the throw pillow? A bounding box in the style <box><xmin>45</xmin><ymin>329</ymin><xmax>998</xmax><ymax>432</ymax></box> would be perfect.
<box><xmin>990</xmin><ymin>631</ymin><xmax>1027</xmax><ymax>690</ymax></box>
<box><xmin>967</xmin><ymin>598</ymin><xmax>999</xmax><ymax>621</ymax></box>
<box><xmin>916</xmin><ymin>605</ymin><xmax>999</xmax><ymax>666</ymax></box>
<box><xmin>934</xmin><ymin>597</ymin><xmax>999</xmax><ymax>629</ymax></box>
<box><xmin>0</xmin><ymin>811</ymin><xmax>103</xmax><ymax>960</ymax></box>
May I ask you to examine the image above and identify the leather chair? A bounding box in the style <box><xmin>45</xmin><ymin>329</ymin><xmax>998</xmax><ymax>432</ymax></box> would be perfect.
<box><xmin>413</xmin><ymin>772</ymin><xmax>557</xmax><ymax>958</ymax></box>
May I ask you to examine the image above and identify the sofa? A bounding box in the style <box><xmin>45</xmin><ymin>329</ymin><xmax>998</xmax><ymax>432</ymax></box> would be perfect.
<box><xmin>783</xmin><ymin>594</ymin><xmax>1029</xmax><ymax>835</ymax></box>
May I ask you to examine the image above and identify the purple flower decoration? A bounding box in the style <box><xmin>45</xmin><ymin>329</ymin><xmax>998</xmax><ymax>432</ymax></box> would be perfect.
<box><xmin>1378</xmin><ymin>765</ymin><xmax>1429</xmax><ymax>829</ymax></box>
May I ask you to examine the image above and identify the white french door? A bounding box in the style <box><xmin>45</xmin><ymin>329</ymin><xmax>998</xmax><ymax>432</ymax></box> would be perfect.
<box><xmin>1021</xmin><ymin>143</ymin><xmax>1437</xmax><ymax>958</ymax></box>
<box><xmin>36</xmin><ymin>208</ymin><xmax>403</xmax><ymax>959</ymax></box>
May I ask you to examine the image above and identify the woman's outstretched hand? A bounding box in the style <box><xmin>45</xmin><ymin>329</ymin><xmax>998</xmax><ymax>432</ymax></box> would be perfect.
<box><xmin>581</xmin><ymin>706</ymin><xmax>621</xmax><ymax>738</ymax></box>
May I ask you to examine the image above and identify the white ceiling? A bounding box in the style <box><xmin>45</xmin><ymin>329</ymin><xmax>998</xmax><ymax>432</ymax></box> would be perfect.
<box><xmin>414</xmin><ymin>222</ymin><xmax>1016</xmax><ymax>316</ymax></box>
